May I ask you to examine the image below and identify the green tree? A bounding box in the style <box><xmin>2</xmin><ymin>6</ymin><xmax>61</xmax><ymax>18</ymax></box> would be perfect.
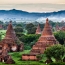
<box><xmin>14</xmin><ymin>27</ymin><xmax>23</xmax><ymax>33</ymax></box>
<box><xmin>44</xmin><ymin>44</ymin><xmax>65</xmax><ymax>62</ymax></box>
<box><xmin>54</xmin><ymin>31</ymin><xmax>65</xmax><ymax>45</ymax></box>
<box><xmin>19</xmin><ymin>34</ymin><xmax>40</xmax><ymax>50</ymax></box>
<box><xmin>26</xmin><ymin>23</ymin><xmax>36</xmax><ymax>34</ymax></box>
<box><xmin>0</xmin><ymin>21</ymin><xmax>3</xmax><ymax>24</ymax></box>
<box><xmin>0</xmin><ymin>32</ymin><xmax>3</xmax><ymax>41</ymax></box>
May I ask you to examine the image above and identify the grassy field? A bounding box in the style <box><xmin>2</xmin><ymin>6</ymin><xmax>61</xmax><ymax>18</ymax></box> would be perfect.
<box><xmin>0</xmin><ymin>50</ymin><xmax>47</xmax><ymax>65</ymax></box>
<box><xmin>0</xmin><ymin>30</ymin><xmax>6</xmax><ymax>39</ymax></box>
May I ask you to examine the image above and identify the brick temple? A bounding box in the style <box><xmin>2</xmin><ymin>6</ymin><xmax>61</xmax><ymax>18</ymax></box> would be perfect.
<box><xmin>0</xmin><ymin>43</ymin><xmax>15</xmax><ymax>64</ymax></box>
<box><xmin>0</xmin><ymin>21</ymin><xmax>24</xmax><ymax>52</ymax></box>
<box><xmin>35</xmin><ymin>24</ymin><xmax>41</xmax><ymax>34</ymax></box>
<box><xmin>55</xmin><ymin>24</ymin><xmax>60</xmax><ymax>31</ymax></box>
<box><xmin>30</xmin><ymin>18</ymin><xmax>58</xmax><ymax>55</ymax></box>
<box><xmin>61</xmin><ymin>26</ymin><xmax>65</xmax><ymax>31</ymax></box>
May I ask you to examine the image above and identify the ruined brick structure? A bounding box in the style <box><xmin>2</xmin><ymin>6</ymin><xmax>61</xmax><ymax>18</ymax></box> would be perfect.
<box><xmin>0</xmin><ymin>43</ymin><xmax>15</xmax><ymax>64</ymax></box>
<box><xmin>22</xmin><ymin>54</ymin><xmax>37</xmax><ymax>61</ymax></box>
<box><xmin>0</xmin><ymin>21</ymin><xmax>24</xmax><ymax>52</ymax></box>
<box><xmin>35</xmin><ymin>24</ymin><xmax>41</xmax><ymax>34</ymax></box>
<box><xmin>30</xmin><ymin>18</ymin><xmax>58</xmax><ymax>55</ymax></box>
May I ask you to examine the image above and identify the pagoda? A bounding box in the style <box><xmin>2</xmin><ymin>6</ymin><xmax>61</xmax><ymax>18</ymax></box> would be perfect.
<box><xmin>0</xmin><ymin>21</ymin><xmax>24</xmax><ymax>52</ymax></box>
<box><xmin>35</xmin><ymin>24</ymin><xmax>41</xmax><ymax>34</ymax></box>
<box><xmin>61</xmin><ymin>26</ymin><xmax>65</xmax><ymax>31</ymax></box>
<box><xmin>55</xmin><ymin>24</ymin><xmax>60</xmax><ymax>31</ymax></box>
<box><xmin>30</xmin><ymin>18</ymin><xmax>58</xmax><ymax>55</ymax></box>
<box><xmin>3</xmin><ymin>21</ymin><xmax>17</xmax><ymax>43</ymax></box>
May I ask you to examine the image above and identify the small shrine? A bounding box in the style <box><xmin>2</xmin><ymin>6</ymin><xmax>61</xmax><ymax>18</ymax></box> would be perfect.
<box><xmin>61</xmin><ymin>26</ymin><xmax>65</xmax><ymax>31</ymax></box>
<box><xmin>35</xmin><ymin>24</ymin><xmax>41</xmax><ymax>34</ymax></box>
<box><xmin>55</xmin><ymin>24</ymin><xmax>60</xmax><ymax>31</ymax></box>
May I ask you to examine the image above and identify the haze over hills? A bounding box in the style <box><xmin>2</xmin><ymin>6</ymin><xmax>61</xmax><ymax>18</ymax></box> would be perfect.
<box><xmin>0</xmin><ymin>9</ymin><xmax>65</xmax><ymax>22</ymax></box>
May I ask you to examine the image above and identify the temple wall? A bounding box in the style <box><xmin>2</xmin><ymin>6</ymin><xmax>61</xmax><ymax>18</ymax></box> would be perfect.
<box><xmin>22</xmin><ymin>54</ymin><xmax>37</xmax><ymax>61</ymax></box>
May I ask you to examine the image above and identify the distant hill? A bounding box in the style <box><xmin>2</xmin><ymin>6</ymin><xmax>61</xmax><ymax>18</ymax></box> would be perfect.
<box><xmin>0</xmin><ymin>9</ymin><xmax>65</xmax><ymax>22</ymax></box>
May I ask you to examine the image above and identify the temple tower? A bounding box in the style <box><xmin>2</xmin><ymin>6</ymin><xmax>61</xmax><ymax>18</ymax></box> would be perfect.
<box><xmin>30</xmin><ymin>18</ymin><xmax>58</xmax><ymax>55</ymax></box>
<box><xmin>0</xmin><ymin>21</ymin><xmax>24</xmax><ymax>52</ymax></box>
<box><xmin>4</xmin><ymin>21</ymin><xmax>17</xmax><ymax>41</ymax></box>
<box><xmin>35</xmin><ymin>24</ymin><xmax>41</xmax><ymax>34</ymax></box>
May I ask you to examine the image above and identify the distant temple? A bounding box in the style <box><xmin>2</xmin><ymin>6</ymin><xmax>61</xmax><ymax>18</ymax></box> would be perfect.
<box><xmin>61</xmin><ymin>26</ymin><xmax>65</xmax><ymax>31</ymax></box>
<box><xmin>0</xmin><ymin>21</ymin><xmax>24</xmax><ymax>52</ymax></box>
<box><xmin>0</xmin><ymin>25</ymin><xmax>3</xmax><ymax>29</ymax></box>
<box><xmin>55</xmin><ymin>25</ymin><xmax>65</xmax><ymax>31</ymax></box>
<box><xmin>55</xmin><ymin>24</ymin><xmax>60</xmax><ymax>31</ymax></box>
<box><xmin>30</xmin><ymin>18</ymin><xmax>58</xmax><ymax>55</ymax></box>
<box><xmin>35</xmin><ymin>24</ymin><xmax>41</xmax><ymax>34</ymax></box>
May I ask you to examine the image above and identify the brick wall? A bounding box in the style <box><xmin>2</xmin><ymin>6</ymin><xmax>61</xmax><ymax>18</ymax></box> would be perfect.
<box><xmin>22</xmin><ymin>54</ymin><xmax>38</xmax><ymax>61</ymax></box>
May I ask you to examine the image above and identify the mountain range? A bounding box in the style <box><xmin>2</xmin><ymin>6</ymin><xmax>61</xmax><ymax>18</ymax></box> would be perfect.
<box><xmin>0</xmin><ymin>9</ymin><xmax>65</xmax><ymax>22</ymax></box>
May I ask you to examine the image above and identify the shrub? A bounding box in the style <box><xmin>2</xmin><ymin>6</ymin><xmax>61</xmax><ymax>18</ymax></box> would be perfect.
<box><xmin>54</xmin><ymin>31</ymin><xmax>65</xmax><ymax>45</ymax></box>
<box><xmin>19</xmin><ymin>34</ymin><xmax>41</xmax><ymax>50</ymax></box>
<box><xmin>44</xmin><ymin>44</ymin><xmax>65</xmax><ymax>62</ymax></box>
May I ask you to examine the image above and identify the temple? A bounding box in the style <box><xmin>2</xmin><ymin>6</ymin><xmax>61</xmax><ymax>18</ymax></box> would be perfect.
<box><xmin>0</xmin><ymin>43</ymin><xmax>15</xmax><ymax>64</ymax></box>
<box><xmin>55</xmin><ymin>24</ymin><xmax>60</xmax><ymax>31</ymax></box>
<box><xmin>30</xmin><ymin>18</ymin><xmax>58</xmax><ymax>55</ymax></box>
<box><xmin>35</xmin><ymin>24</ymin><xmax>41</xmax><ymax>34</ymax></box>
<box><xmin>61</xmin><ymin>26</ymin><xmax>65</xmax><ymax>31</ymax></box>
<box><xmin>0</xmin><ymin>21</ymin><xmax>24</xmax><ymax>52</ymax></box>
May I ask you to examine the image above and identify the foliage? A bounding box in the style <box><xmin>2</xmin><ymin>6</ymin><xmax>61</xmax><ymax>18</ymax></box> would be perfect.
<box><xmin>14</xmin><ymin>27</ymin><xmax>23</xmax><ymax>33</ymax></box>
<box><xmin>37</xmin><ymin>54</ymin><xmax>47</xmax><ymax>63</ymax></box>
<box><xmin>16</xmin><ymin>32</ymin><xmax>23</xmax><ymax>38</ymax></box>
<box><xmin>19</xmin><ymin>34</ymin><xmax>41</xmax><ymax>50</ymax></box>
<box><xmin>44</xmin><ymin>44</ymin><xmax>65</xmax><ymax>62</ymax></box>
<box><xmin>54</xmin><ymin>31</ymin><xmax>65</xmax><ymax>44</ymax></box>
<box><xmin>0</xmin><ymin>21</ymin><xmax>3</xmax><ymax>24</ymax></box>
<box><xmin>26</xmin><ymin>23</ymin><xmax>36</xmax><ymax>34</ymax></box>
<box><xmin>14</xmin><ymin>24</ymin><xmax>24</xmax><ymax>38</ymax></box>
<box><xmin>0</xmin><ymin>30</ymin><xmax>6</xmax><ymax>40</ymax></box>
<box><xmin>49</xmin><ymin>62</ymin><xmax>65</xmax><ymax>65</ymax></box>
<box><xmin>49</xmin><ymin>20</ymin><xmax>56</xmax><ymax>27</ymax></box>
<box><xmin>0</xmin><ymin>34</ymin><xmax>2</xmax><ymax>41</ymax></box>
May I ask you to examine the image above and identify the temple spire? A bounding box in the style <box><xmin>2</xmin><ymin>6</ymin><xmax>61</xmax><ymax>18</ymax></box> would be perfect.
<box><xmin>42</xmin><ymin>18</ymin><xmax>52</xmax><ymax>36</ymax></box>
<box><xmin>4</xmin><ymin>21</ymin><xmax>17</xmax><ymax>40</ymax></box>
<box><xmin>35</xmin><ymin>24</ymin><xmax>41</xmax><ymax>34</ymax></box>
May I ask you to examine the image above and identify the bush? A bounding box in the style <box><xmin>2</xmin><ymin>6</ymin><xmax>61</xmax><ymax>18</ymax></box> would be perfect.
<box><xmin>44</xmin><ymin>44</ymin><xmax>65</xmax><ymax>62</ymax></box>
<box><xmin>19</xmin><ymin>34</ymin><xmax>41</xmax><ymax>50</ymax></box>
<box><xmin>26</xmin><ymin>23</ymin><xmax>36</xmax><ymax>34</ymax></box>
<box><xmin>54</xmin><ymin>31</ymin><xmax>65</xmax><ymax>45</ymax></box>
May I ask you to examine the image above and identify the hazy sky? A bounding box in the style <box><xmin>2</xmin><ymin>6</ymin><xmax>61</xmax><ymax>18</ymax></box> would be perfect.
<box><xmin>0</xmin><ymin>0</ymin><xmax>65</xmax><ymax>12</ymax></box>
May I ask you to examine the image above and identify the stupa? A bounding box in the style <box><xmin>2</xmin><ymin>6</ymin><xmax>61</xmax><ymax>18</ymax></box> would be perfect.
<box><xmin>55</xmin><ymin>25</ymin><xmax>60</xmax><ymax>31</ymax></box>
<box><xmin>30</xmin><ymin>18</ymin><xmax>58</xmax><ymax>55</ymax></box>
<box><xmin>35</xmin><ymin>24</ymin><xmax>41</xmax><ymax>34</ymax></box>
<box><xmin>0</xmin><ymin>21</ymin><xmax>24</xmax><ymax>52</ymax></box>
<box><xmin>2</xmin><ymin>21</ymin><xmax>17</xmax><ymax>45</ymax></box>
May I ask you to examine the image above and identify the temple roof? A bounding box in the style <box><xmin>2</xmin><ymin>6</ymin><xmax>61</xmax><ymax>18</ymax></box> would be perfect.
<box><xmin>4</xmin><ymin>21</ymin><xmax>17</xmax><ymax>40</ymax></box>
<box><xmin>42</xmin><ymin>18</ymin><xmax>52</xmax><ymax>36</ymax></box>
